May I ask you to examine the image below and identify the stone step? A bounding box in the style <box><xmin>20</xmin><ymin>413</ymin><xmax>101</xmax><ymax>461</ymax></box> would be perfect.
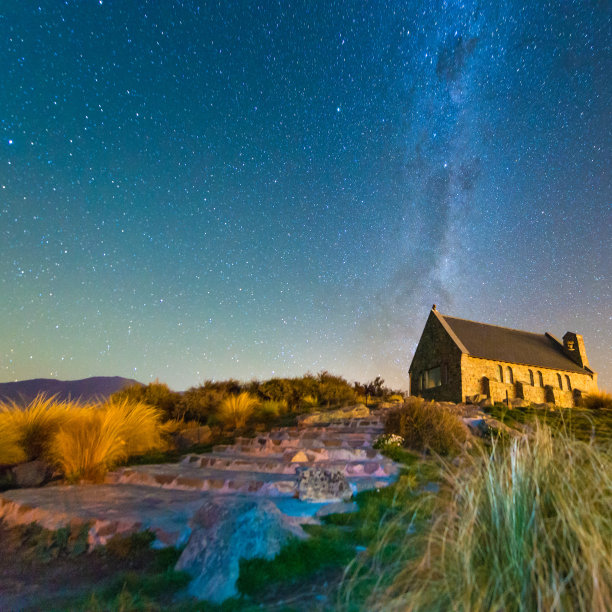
<box><xmin>233</xmin><ymin>433</ymin><xmax>378</xmax><ymax>446</ymax></box>
<box><xmin>181</xmin><ymin>453</ymin><xmax>399</xmax><ymax>478</ymax></box>
<box><xmin>107</xmin><ymin>464</ymin><xmax>297</xmax><ymax>497</ymax></box>
<box><xmin>268</xmin><ymin>423</ymin><xmax>385</xmax><ymax>436</ymax></box>
<box><xmin>296</xmin><ymin>418</ymin><xmax>386</xmax><ymax>430</ymax></box>
<box><xmin>206</xmin><ymin>445</ymin><xmax>383</xmax><ymax>462</ymax></box>
<box><xmin>107</xmin><ymin>463</ymin><xmax>396</xmax><ymax>499</ymax></box>
<box><xmin>213</xmin><ymin>437</ymin><xmax>375</xmax><ymax>454</ymax></box>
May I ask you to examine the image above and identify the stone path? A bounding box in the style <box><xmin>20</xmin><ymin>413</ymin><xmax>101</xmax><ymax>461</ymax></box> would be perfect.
<box><xmin>0</xmin><ymin>410</ymin><xmax>397</xmax><ymax>550</ymax></box>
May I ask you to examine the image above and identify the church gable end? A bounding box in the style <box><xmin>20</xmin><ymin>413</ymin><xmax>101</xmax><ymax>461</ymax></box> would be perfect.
<box><xmin>409</xmin><ymin>306</ymin><xmax>464</xmax><ymax>402</ymax></box>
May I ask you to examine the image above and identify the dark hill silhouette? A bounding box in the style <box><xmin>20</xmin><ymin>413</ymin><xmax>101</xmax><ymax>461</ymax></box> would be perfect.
<box><xmin>0</xmin><ymin>376</ymin><xmax>142</xmax><ymax>404</ymax></box>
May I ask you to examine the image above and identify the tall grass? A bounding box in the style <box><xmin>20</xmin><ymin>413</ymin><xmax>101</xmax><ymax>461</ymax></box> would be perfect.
<box><xmin>217</xmin><ymin>392</ymin><xmax>258</xmax><ymax>429</ymax></box>
<box><xmin>581</xmin><ymin>390</ymin><xmax>612</xmax><ymax>410</ymax></box>
<box><xmin>51</xmin><ymin>399</ymin><xmax>162</xmax><ymax>482</ymax></box>
<box><xmin>346</xmin><ymin>422</ymin><xmax>612</xmax><ymax>611</ymax></box>
<box><xmin>0</xmin><ymin>395</ymin><xmax>78</xmax><ymax>463</ymax></box>
<box><xmin>386</xmin><ymin>397</ymin><xmax>468</xmax><ymax>455</ymax></box>
<box><xmin>0</xmin><ymin>395</ymin><xmax>163</xmax><ymax>482</ymax></box>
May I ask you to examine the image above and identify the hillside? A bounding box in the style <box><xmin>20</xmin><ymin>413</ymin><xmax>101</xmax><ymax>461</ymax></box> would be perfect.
<box><xmin>0</xmin><ymin>376</ymin><xmax>142</xmax><ymax>404</ymax></box>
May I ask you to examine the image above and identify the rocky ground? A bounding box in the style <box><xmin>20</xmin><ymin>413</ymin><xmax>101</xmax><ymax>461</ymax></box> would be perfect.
<box><xmin>0</xmin><ymin>407</ymin><xmax>398</xmax><ymax>607</ymax></box>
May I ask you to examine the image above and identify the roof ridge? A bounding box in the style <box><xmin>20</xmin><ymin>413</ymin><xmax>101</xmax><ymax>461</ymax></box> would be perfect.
<box><xmin>440</xmin><ymin>313</ymin><xmax>548</xmax><ymax>337</ymax></box>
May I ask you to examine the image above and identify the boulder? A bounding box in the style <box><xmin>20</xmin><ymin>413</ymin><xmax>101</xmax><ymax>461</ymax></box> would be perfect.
<box><xmin>11</xmin><ymin>460</ymin><xmax>51</xmax><ymax>488</ymax></box>
<box><xmin>478</xmin><ymin>397</ymin><xmax>494</xmax><ymax>408</ymax></box>
<box><xmin>466</xmin><ymin>394</ymin><xmax>484</xmax><ymax>405</ymax></box>
<box><xmin>172</xmin><ymin>425</ymin><xmax>212</xmax><ymax>450</ymax></box>
<box><xmin>176</xmin><ymin>498</ymin><xmax>306</xmax><ymax>602</ymax></box>
<box><xmin>296</xmin><ymin>467</ymin><xmax>352</xmax><ymax>502</ymax></box>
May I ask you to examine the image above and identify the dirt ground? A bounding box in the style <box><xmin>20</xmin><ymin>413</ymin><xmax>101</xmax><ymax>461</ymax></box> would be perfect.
<box><xmin>0</xmin><ymin>521</ymin><xmax>176</xmax><ymax>611</ymax></box>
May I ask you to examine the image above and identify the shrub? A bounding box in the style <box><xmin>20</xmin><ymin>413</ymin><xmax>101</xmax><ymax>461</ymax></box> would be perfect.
<box><xmin>0</xmin><ymin>395</ymin><xmax>78</xmax><ymax>463</ymax></box>
<box><xmin>110</xmin><ymin>381</ymin><xmax>181</xmax><ymax>421</ymax></box>
<box><xmin>174</xmin><ymin>380</ymin><xmax>243</xmax><ymax>422</ymax></box>
<box><xmin>217</xmin><ymin>392</ymin><xmax>258</xmax><ymax>429</ymax></box>
<box><xmin>386</xmin><ymin>397</ymin><xmax>468</xmax><ymax>455</ymax></box>
<box><xmin>50</xmin><ymin>399</ymin><xmax>163</xmax><ymax>482</ymax></box>
<box><xmin>581</xmin><ymin>390</ymin><xmax>612</xmax><ymax>411</ymax></box>
<box><xmin>253</xmin><ymin>399</ymin><xmax>288</xmax><ymax>422</ymax></box>
<box><xmin>358</xmin><ymin>423</ymin><xmax>612</xmax><ymax>611</ymax></box>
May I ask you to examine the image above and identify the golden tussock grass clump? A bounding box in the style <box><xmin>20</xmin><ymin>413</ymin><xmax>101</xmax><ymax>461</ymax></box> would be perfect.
<box><xmin>51</xmin><ymin>398</ymin><xmax>162</xmax><ymax>482</ymax></box>
<box><xmin>217</xmin><ymin>392</ymin><xmax>258</xmax><ymax>429</ymax></box>
<box><xmin>0</xmin><ymin>395</ymin><xmax>163</xmax><ymax>483</ymax></box>
<box><xmin>581</xmin><ymin>390</ymin><xmax>612</xmax><ymax>410</ymax></box>
<box><xmin>346</xmin><ymin>422</ymin><xmax>612</xmax><ymax>612</ymax></box>
<box><xmin>0</xmin><ymin>395</ymin><xmax>79</xmax><ymax>464</ymax></box>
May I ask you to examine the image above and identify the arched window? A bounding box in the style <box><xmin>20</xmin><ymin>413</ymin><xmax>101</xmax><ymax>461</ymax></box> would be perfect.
<box><xmin>537</xmin><ymin>371</ymin><xmax>544</xmax><ymax>387</ymax></box>
<box><xmin>565</xmin><ymin>375</ymin><xmax>572</xmax><ymax>391</ymax></box>
<box><xmin>529</xmin><ymin>370</ymin><xmax>534</xmax><ymax>386</ymax></box>
<box><xmin>506</xmin><ymin>366</ymin><xmax>514</xmax><ymax>385</ymax></box>
<box><xmin>498</xmin><ymin>365</ymin><xmax>504</xmax><ymax>382</ymax></box>
<box><xmin>557</xmin><ymin>373</ymin><xmax>563</xmax><ymax>389</ymax></box>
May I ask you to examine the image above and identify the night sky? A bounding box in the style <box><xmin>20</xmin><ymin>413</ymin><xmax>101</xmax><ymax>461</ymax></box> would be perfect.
<box><xmin>1</xmin><ymin>1</ymin><xmax>610</xmax><ymax>391</ymax></box>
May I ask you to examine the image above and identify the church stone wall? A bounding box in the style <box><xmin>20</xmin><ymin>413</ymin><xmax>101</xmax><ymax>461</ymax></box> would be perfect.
<box><xmin>461</xmin><ymin>355</ymin><xmax>596</xmax><ymax>407</ymax></box>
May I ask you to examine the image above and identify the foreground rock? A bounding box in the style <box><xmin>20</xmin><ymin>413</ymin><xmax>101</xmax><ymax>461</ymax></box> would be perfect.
<box><xmin>297</xmin><ymin>467</ymin><xmax>352</xmax><ymax>502</ymax></box>
<box><xmin>176</xmin><ymin>498</ymin><xmax>307</xmax><ymax>602</ymax></box>
<box><xmin>0</xmin><ymin>484</ymin><xmax>209</xmax><ymax>548</ymax></box>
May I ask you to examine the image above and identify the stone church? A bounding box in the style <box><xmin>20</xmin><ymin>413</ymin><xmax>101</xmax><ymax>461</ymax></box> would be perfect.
<box><xmin>409</xmin><ymin>306</ymin><xmax>598</xmax><ymax>406</ymax></box>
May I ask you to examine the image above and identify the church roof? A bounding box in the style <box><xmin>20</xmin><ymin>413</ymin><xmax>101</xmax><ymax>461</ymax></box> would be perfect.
<box><xmin>433</xmin><ymin>310</ymin><xmax>590</xmax><ymax>374</ymax></box>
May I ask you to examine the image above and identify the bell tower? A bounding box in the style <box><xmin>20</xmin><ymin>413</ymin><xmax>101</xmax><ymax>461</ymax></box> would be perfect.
<box><xmin>562</xmin><ymin>332</ymin><xmax>589</xmax><ymax>369</ymax></box>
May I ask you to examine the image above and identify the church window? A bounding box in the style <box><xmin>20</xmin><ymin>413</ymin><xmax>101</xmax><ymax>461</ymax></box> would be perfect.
<box><xmin>557</xmin><ymin>373</ymin><xmax>563</xmax><ymax>389</ymax></box>
<box><xmin>565</xmin><ymin>375</ymin><xmax>572</xmax><ymax>391</ymax></box>
<box><xmin>424</xmin><ymin>366</ymin><xmax>442</xmax><ymax>389</ymax></box>
<box><xmin>506</xmin><ymin>366</ymin><xmax>514</xmax><ymax>384</ymax></box>
<box><xmin>529</xmin><ymin>370</ymin><xmax>534</xmax><ymax>385</ymax></box>
<box><xmin>538</xmin><ymin>371</ymin><xmax>544</xmax><ymax>387</ymax></box>
<box><xmin>498</xmin><ymin>365</ymin><xmax>503</xmax><ymax>382</ymax></box>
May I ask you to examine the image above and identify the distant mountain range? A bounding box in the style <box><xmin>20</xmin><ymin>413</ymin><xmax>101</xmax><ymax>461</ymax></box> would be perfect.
<box><xmin>0</xmin><ymin>376</ymin><xmax>142</xmax><ymax>404</ymax></box>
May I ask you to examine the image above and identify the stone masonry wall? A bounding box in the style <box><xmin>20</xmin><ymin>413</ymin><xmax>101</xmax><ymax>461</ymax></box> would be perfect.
<box><xmin>410</xmin><ymin>312</ymin><xmax>463</xmax><ymax>403</ymax></box>
<box><xmin>461</xmin><ymin>355</ymin><xmax>597</xmax><ymax>407</ymax></box>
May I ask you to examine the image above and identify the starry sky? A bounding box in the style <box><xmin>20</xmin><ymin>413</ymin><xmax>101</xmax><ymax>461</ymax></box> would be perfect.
<box><xmin>1</xmin><ymin>1</ymin><xmax>610</xmax><ymax>391</ymax></box>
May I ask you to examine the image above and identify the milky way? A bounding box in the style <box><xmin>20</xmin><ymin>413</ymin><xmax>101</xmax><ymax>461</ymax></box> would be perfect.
<box><xmin>1</xmin><ymin>1</ymin><xmax>610</xmax><ymax>390</ymax></box>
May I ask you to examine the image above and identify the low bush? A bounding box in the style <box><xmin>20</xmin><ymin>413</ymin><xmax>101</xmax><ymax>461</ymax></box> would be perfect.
<box><xmin>351</xmin><ymin>423</ymin><xmax>612</xmax><ymax>611</ymax></box>
<box><xmin>217</xmin><ymin>392</ymin><xmax>259</xmax><ymax>429</ymax></box>
<box><xmin>253</xmin><ymin>399</ymin><xmax>288</xmax><ymax>423</ymax></box>
<box><xmin>386</xmin><ymin>397</ymin><xmax>468</xmax><ymax>455</ymax></box>
<box><xmin>581</xmin><ymin>390</ymin><xmax>612</xmax><ymax>410</ymax></box>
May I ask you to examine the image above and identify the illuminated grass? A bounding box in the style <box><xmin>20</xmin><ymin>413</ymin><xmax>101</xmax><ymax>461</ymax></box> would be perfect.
<box><xmin>217</xmin><ymin>392</ymin><xmax>259</xmax><ymax>429</ymax></box>
<box><xmin>344</xmin><ymin>423</ymin><xmax>612</xmax><ymax>611</ymax></box>
<box><xmin>51</xmin><ymin>398</ymin><xmax>163</xmax><ymax>482</ymax></box>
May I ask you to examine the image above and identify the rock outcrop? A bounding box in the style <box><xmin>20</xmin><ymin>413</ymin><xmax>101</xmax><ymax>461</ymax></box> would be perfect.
<box><xmin>176</xmin><ymin>498</ymin><xmax>306</xmax><ymax>602</ymax></box>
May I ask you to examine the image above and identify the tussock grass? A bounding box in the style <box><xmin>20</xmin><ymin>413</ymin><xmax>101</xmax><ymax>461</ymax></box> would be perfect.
<box><xmin>581</xmin><ymin>390</ymin><xmax>612</xmax><ymax>411</ymax></box>
<box><xmin>346</xmin><ymin>423</ymin><xmax>612</xmax><ymax>611</ymax></box>
<box><xmin>386</xmin><ymin>397</ymin><xmax>468</xmax><ymax>455</ymax></box>
<box><xmin>51</xmin><ymin>399</ymin><xmax>162</xmax><ymax>482</ymax></box>
<box><xmin>217</xmin><ymin>392</ymin><xmax>258</xmax><ymax>429</ymax></box>
<box><xmin>0</xmin><ymin>395</ymin><xmax>79</xmax><ymax>463</ymax></box>
<box><xmin>0</xmin><ymin>395</ymin><xmax>163</xmax><ymax>482</ymax></box>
